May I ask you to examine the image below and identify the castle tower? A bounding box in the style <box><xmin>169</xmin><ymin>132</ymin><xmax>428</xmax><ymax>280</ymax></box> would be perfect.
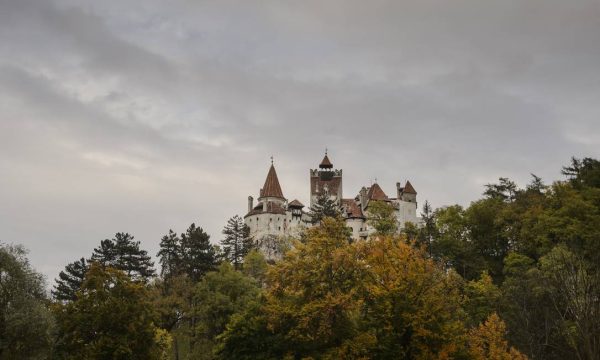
<box><xmin>310</xmin><ymin>150</ymin><xmax>343</xmax><ymax>207</ymax></box>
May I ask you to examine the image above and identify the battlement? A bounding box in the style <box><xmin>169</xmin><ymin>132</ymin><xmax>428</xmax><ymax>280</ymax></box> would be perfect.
<box><xmin>310</xmin><ymin>169</ymin><xmax>343</xmax><ymax>177</ymax></box>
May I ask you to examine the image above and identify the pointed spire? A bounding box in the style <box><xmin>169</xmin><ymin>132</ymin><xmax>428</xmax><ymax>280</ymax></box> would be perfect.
<box><xmin>403</xmin><ymin>180</ymin><xmax>417</xmax><ymax>194</ymax></box>
<box><xmin>319</xmin><ymin>149</ymin><xmax>333</xmax><ymax>169</ymax></box>
<box><xmin>260</xmin><ymin>164</ymin><xmax>285</xmax><ymax>199</ymax></box>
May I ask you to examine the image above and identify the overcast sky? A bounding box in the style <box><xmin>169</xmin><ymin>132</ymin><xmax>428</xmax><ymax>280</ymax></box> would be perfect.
<box><xmin>1</xmin><ymin>0</ymin><xmax>599</xmax><ymax>282</ymax></box>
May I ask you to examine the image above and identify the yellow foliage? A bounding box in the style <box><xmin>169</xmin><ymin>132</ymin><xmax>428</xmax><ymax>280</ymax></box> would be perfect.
<box><xmin>468</xmin><ymin>313</ymin><xmax>528</xmax><ymax>360</ymax></box>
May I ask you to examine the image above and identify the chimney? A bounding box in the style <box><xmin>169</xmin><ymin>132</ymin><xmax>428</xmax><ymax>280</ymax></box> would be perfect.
<box><xmin>396</xmin><ymin>182</ymin><xmax>402</xmax><ymax>198</ymax></box>
<box><xmin>248</xmin><ymin>196</ymin><xmax>253</xmax><ymax>213</ymax></box>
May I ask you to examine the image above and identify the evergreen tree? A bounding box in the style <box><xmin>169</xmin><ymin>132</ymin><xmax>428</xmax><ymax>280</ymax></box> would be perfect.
<box><xmin>308</xmin><ymin>193</ymin><xmax>340</xmax><ymax>224</ymax></box>
<box><xmin>91</xmin><ymin>232</ymin><xmax>155</xmax><ymax>282</ymax></box>
<box><xmin>562</xmin><ymin>156</ymin><xmax>600</xmax><ymax>188</ymax></box>
<box><xmin>52</xmin><ymin>257</ymin><xmax>88</xmax><ymax>302</ymax></box>
<box><xmin>157</xmin><ymin>229</ymin><xmax>181</xmax><ymax>279</ymax></box>
<box><xmin>53</xmin><ymin>263</ymin><xmax>168</xmax><ymax>359</ymax></box>
<box><xmin>483</xmin><ymin>177</ymin><xmax>519</xmax><ymax>202</ymax></box>
<box><xmin>420</xmin><ymin>200</ymin><xmax>436</xmax><ymax>256</ymax></box>
<box><xmin>221</xmin><ymin>215</ymin><xmax>253</xmax><ymax>270</ymax></box>
<box><xmin>180</xmin><ymin>224</ymin><xmax>218</xmax><ymax>282</ymax></box>
<box><xmin>90</xmin><ymin>239</ymin><xmax>116</xmax><ymax>267</ymax></box>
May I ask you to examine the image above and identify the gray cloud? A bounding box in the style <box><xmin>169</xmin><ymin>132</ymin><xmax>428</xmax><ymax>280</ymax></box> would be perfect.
<box><xmin>1</xmin><ymin>0</ymin><xmax>599</xmax><ymax>282</ymax></box>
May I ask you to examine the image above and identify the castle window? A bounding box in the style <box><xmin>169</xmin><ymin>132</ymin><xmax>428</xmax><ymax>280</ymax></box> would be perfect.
<box><xmin>278</xmin><ymin>226</ymin><xmax>281</xmax><ymax>230</ymax></box>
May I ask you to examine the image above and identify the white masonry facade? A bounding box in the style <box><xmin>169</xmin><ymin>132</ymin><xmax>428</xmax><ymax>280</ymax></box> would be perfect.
<box><xmin>244</xmin><ymin>152</ymin><xmax>419</xmax><ymax>259</ymax></box>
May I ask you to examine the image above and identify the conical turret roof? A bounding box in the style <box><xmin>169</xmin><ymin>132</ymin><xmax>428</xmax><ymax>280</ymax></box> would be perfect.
<box><xmin>319</xmin><ymin>154</ymin><xmax>333</xmax><ymax>168</ymax></box>
<box><xmin>260</xmin><ymin>164</ymin><xmax>285</xmax><ymax>199</ymax></box>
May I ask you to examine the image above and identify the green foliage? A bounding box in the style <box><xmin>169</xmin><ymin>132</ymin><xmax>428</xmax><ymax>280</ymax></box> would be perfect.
<box><xmin>367</xmin><ymin>200</ymin><xmax>398</xmax><ymax>236</ymax></box>
<box><xmin>538</xmin><ymin>245</ymin><xmax>600</xmax><ymax>360</ymax></box>
<box><xmin>307</xmin><ymin>192</ymin><xmax>341</xmax><ymax>224</ymax></box>
<box><xmin>188</xmin><ymin>262</ymin><xmax>261</xmax><ymax>358</ymax></box>
<box><xmin>53</xmin><ymin>263</ymin><xmax>167</xmax><ymax>359</ymax></box>
<box><xmin>464</xmin><ymin>272</ymin><xmax>501</xmax><ymax>327</ymax></box>
<box><xmin>242</xmin><ymin>249</ymin><xmax>268</xmax><ymax>284</ymax></box>
<box><xmin>562</xmin><ymin>156</ymin><xmax>600</xmax><ymax>188</ymax></box>
<box><xmin>91</xmin><ymin>232</ymin><xmax>156</xmax><ymax>282</ymax></box>
<box><xmin>52</xmin><ymin>257</ymin><xmax>87</xmax><ymax>302</ymax></box>
<box><xmin>0</xmin><ymin>244</ymin><xmax>54</xmax><ymax>360</ymax></box>
<box><xmin>180</xmin><ymin>224</ymin><xmax>219</xmax><ymax>282</ymax></box>
<box><xmin>157</xmin><ymin>229</ymin><xmax>181</xmax><ymax>279</ymax></box>
<box><xmin>221</xmin><ymin>215</ymin><xmax>253</xmax><ymax>270</ymax></box>
<box><xmin>484</xmin><ymin>177</ymin><xmax>519</xmax><ymax>202</ymax></box>
<box><xmin>157</xmin><ymin>224</ymin><xmax>220</xmax><ymax>283</ymax></box>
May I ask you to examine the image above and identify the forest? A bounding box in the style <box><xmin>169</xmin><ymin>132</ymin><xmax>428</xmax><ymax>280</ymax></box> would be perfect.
<box><xmin>1</xmin><ymin>157</ymin><xmax>599</xmax><ymax>359</ymax></box>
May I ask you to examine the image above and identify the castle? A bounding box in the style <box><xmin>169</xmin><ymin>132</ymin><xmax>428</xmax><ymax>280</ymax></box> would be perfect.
<box><xmin>244</xmin><ymin>152</ymin><xmax>419</xmax><ymax>259</ymax></box>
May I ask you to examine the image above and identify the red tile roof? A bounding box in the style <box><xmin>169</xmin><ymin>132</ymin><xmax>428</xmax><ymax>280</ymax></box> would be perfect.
<box><xmin>244</xmin><ymin>201</ymin><xmax>287</xmax><ymax>217</ymax></box>
<box><xmin>367</xmin><ymin>183</ymin><xmax>388</xmax><ymax>201</ymax></box>
<box><xmin>260</xmin><ymin>165</ymin><xmax>285</xmax><ymax>199</ymax></box>
<box><xmin>403</xmin><ymin>180</ymin><xmax>417</xmax><ymax>194</ymax></box>
<box><xmin>342</xmin><ymin>199</ymin><xmax>365</xmax><ymax>219</ymax></box>
<box><xmin>288</xmin><ymin>199</ymin><xmax>304</xmax><ymax>208</ymax></box>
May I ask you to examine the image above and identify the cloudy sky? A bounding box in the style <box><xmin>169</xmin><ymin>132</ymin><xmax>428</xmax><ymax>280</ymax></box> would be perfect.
<box><xmin>1</xmin><ymin>0</ymin><xmax>599</xmax><ymax>282</ymax></box>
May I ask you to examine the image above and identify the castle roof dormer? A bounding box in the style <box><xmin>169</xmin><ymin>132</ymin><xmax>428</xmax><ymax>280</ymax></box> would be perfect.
<box><xmin>260</xmin><ymin>164</ymin><xmax>285</xmax><ymax>200</ymax></box>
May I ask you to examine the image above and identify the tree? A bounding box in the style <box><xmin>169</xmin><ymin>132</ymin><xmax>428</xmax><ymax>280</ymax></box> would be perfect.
<box><xmin>53</xmin><ymin>262</ymin><xmax>168</xmax><ymax>359</ymax></box>
<box><xmin>241</xmin><ymin>249</ymin><xmax>268</xmax><ymax>285</ymax></box>
<box><xmin>308</xmin><ymin>192</ymin><xmax>340</xmax><ymax>224</ymax></box>
<box><xmin>52</xmin><ymin>257</ymin><xmax>88</xmax><ymax>302</ymax></box>
<box><xmin>218</xmin><ymin>219</ymin><xmax>470</xmax><ymax>359</ymax></box>
<box><xmin>539</xmin><ymin>245</ymin><xmax>600</xmax><ymax>360</ymax></box>
<box><xmin>221</xmin><ymin>215</ymin><xmax>253</xmax><ymax>270</ymax></box>
<box><xmin>356</xmin><ymin>236</ymin><xmax>467</xmax><ymax>359</ymax></box>
<box><xmin>218</xmin><ymin>217</ymin><xmax>361</xmax><ymax>359</ymax></box>
<box><xmin>465</xmin><ymin>271</ymin><xmax>501</xmax><ymax>327</ymax></box>
<box><xmin>419</xmin><ymin>200</ymin><xmax>436</xmax><ymax>255</ymax></box>
<box><xmin>188</xmin><ymin>263</ymin><xmax>261</xmax><ymax>358</ymax></box>
<box><xmin>0</xmin><ymin>244</ymin><xmax>55</xmax><ymax>359</ymax></box>
<box><xmin>562</xmin><ymin>157</ymin><xmax>600</xmax><ymax>188</ymax></box>
<box><xmin>157</xmin><ymin>229</ymin><xmax>181</xmax><ymax>279</ymax></box>
<box><xmin>366</xmin><ymin>200</ymin><xmax>397</xmax><ymax>236</ymax></box>
<box><xmin>180</xmin><ymin>224</ymin><xmax>219</xmax><ymax>282</ymax></box>
<box><xmin>91</xmin><ymin>232</ymin><xmax>155</xmax><ymax>282</ymax></box>
<box><xmin>484</xmin><ymin>177</ymin><xmax>519</xmax><ymax>202</ymax></box>
<box><xmin>467</xmin><ymin>313</ymin><xmax>528</xmax><ymax>360</ymax></box>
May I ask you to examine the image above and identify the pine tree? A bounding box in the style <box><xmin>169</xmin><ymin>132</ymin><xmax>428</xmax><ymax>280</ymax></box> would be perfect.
<box><xmin>157</xmin><ymin>229</ymin><xmax>182</xmax><ymax>278</ymax></box>
<box><xmin>52</xmin><ymin>257</ymin><xmax>88</xmax><ymax>302</ymax></box>
<box><xmin>420</xmin><ymin>200</ymin><xmax>436</xmax><ymax>256</ymax></box>
<box><xmin>221</xmin><ymin>215</ymin><xmax>253</xmax><ymax>270</ymax></box>
<box><xmin>308</xmin><ymin>193</ymin><xmax>340</xmax><ymax>224</ymax></box>
<box><xmin>53</xmin><ymin>263</ymin><xmax>168</xmax><ymax>359</ymax></box>
<box><xmin>90</xmin><ymin>239</ymin><xmax>116</xmax><ymax>267</ymax></box>
<box><xmin>180</xmin><ymin>223</ymin><xmax>218</xmax><ymax>282</ymax></box>
<box><xmin>91</xmin><ymin>232</ymin><xmax>155</xmax><ymax>282</ymax></box>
